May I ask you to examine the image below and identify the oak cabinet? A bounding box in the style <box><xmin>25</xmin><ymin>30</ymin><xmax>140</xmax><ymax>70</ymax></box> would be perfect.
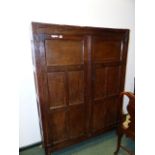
<box><xmin>31</xmin><ymin>22</ymin><xmax>129</xmax><ymax>155</ymax></box>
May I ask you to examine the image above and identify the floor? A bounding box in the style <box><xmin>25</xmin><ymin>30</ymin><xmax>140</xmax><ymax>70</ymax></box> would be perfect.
<box><xmin>20</xmin><ymin>131</ymin><xmax>135</xmax><ymax>155</ymax></box>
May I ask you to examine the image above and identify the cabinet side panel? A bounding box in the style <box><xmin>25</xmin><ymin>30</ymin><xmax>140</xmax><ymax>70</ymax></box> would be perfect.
<box><xmin>31</xmin><ymin>38</ymin><xmax>50</xmax><ymax>147</ymax></box>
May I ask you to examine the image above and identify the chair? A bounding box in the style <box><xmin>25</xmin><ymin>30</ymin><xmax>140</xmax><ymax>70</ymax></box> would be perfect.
<box><xmin>114</xmin><ymin>92</ymin><xmax>135</xmax><ymax>155</ymax></box>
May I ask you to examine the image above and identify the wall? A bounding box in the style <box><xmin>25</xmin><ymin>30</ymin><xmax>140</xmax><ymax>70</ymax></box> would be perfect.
<box><xmin>19</xmin><ymin>0</ymin><xmax>135</xmax><ymax>147</ymax></box>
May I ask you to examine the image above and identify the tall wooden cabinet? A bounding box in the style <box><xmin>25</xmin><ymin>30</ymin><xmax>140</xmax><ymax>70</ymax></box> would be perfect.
<box><xmin>31</xmin><ymin>22</ymin><xmax>129</xmax><ymax>155</ymax></box>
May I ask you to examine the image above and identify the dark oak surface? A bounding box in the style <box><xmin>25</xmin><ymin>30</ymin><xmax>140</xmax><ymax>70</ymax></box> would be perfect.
<box><xmin>31</xmin><ymin>22</ymin><xmax>129</xmax><ymax>155</ymax></box>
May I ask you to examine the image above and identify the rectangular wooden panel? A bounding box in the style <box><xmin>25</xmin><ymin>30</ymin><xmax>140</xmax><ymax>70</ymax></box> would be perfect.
<box><xmin>68</xmin><ymin>71</ymin><xmax>84</xmax><ymax>105</ymax></box>
<box><xmin>69</xmin><ymin>105</ymin><xmax>86</xmax><ymax>139</ymax></box>
<box><xmin>47</xmin><ymin>72</ymin><xmax>66</xmax><ymax>109</ymax></box>
<box><xmin>93</xmin><ymin>68</ymin><xmax>106</xmax><ymax>99</ymax></box>
<box><xmin>45</xmin><ymin>39</ymin><xmax>84</xmax><ymax>66</ymax></box>
<box><xmin>107</xmin><ymin>66</ymin><xmax>120</xmax><ymax>95</ymax></box>
<box><xmin>92</xmin><ymin>101</ymin><xmax>106</xmax><ymax>132</ymax></box>
<box><xmin>105</xmin><ymin>98</ymin><xmax>119</xmax><ymax>126</ymax></box>
<box><xmin>48</xmin><ymin>110</ymin><xmax>68</xmax><ymax>144</ymax></box>
<box><xmin>93</xmin><ymin>38</ymin><xmax>122</xmax><ymax>62</ymax></box>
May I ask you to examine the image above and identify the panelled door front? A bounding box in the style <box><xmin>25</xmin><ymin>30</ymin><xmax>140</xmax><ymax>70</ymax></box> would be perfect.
<box><xmin>42</xmin><ymin>34</ymin><xmax>88</xmax><ymax>145</ymax></box>
<box><xmin>91</xmin><ymin>34</ymin><xmax>126</xmax><ymax>134</ymax></box>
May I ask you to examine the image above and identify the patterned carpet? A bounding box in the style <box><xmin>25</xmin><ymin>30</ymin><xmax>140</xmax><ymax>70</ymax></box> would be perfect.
<box><xmin>20</xmin><ymin>130</ymin><xmax>134</xmax><ymax>155</ymax></box>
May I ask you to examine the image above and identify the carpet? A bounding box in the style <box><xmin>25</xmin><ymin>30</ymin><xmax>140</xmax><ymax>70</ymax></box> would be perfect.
<box><xmin>20</xmin><ymin>130</ymin><xmax>134</xmax><ymax>155</ymax></box>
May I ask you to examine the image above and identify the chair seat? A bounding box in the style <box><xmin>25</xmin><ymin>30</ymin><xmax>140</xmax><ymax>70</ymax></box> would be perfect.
<box><xmin>123</xmin><ymin>114</ymin><xmax>131</xmax><ymax>129</ymax></box>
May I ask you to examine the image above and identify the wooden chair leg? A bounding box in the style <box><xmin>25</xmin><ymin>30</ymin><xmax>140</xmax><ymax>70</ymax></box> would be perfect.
<box><xmin>114</xmin><ymin>132</ymin><xmax>123</xmax><ymax>155</ymax></box>
<box><xmin>45</xmin><ymin>148</ymin><xmax>51</xmax><ymax>155</ymax></box>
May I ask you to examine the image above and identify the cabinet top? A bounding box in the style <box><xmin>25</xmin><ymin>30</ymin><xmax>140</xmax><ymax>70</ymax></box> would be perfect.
<box><xmin>31</xmin><ymin>22</ymin><xmax>129</xmax><ymax>35</ymax></box>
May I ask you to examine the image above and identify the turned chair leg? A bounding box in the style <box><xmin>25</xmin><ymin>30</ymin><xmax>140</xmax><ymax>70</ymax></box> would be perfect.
<box><xmin>114</xmin><ymin>132</ymin><xmax>123</xmax><ymax>155</ymax></box>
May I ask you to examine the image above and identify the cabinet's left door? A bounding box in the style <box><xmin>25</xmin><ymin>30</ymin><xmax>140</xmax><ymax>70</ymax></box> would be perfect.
<box><xmin>32</xmin><ymin>33</ymin><xmax>89</xmax><ymax>148</ymax></box>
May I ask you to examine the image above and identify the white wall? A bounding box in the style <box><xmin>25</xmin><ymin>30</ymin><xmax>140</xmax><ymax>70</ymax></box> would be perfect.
<box><xmin>19</xmin><ymin>0</ymin><xmax>135</xmax><ymax>147</ymax></box>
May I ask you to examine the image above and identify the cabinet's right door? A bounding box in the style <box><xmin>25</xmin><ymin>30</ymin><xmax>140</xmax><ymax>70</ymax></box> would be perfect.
<box><xmin>91</xmin><ymin>33</ymin><xmax>128</xmax><ymax>134</ymax></box>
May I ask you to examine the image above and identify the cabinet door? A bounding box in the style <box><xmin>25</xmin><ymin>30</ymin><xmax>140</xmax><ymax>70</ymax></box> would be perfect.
<box><xmin>91</xmin><ymin>34</ymin><xmax>128</xmax><ymax>134</ymax></box>
<box><xmin>42</xmin><ymin>34</ymin><xmax>89</xmax><ymax>144</ymax></box>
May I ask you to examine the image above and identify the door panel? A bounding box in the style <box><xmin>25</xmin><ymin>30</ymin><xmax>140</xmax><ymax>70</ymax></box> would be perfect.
<box><xmin>105</xmin><ymin>98</ymin><xmax>119</xmax><ymax>126</ymax></box>
<box><xmin>93</xmin><ymin>68</ymin><xmax>106</xmax><ymax>100</ymax></box>
<box><xmin>107</xmin><ymin>66</ymin><xmax>120</xmax><ymax>95</ymax></box>
<box><xmin>69</xmin><ymin>104</ymin><xmax>87</xmax><ymax>139</ymax></box>
<box><xmin>92</xmin><ymin>101</ymin><xmax>106</xmax><ymax>132</ymax></box>
<box><xmin>48</xmin><ymin>110</ymin><xmax>68</xmax><ymax>144</ymax></box>
<box><xmin>45</xmin><ymin>39</ymin><xmax>84</xmax><ymax>66</ymax></box>
<box><xmin>68</xmin><ymin>71</ymin><xmax>84</xmax><ymax>105</ymax></box>
<box><xmin>92</xmin><ymin>38</ymin><xmax>122</xmax><ymax>63</ymax></box>
<box><xmin>47</xmin><ymin>72</ymin><xmax>66</xmax><ymax>109</ymax></box>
